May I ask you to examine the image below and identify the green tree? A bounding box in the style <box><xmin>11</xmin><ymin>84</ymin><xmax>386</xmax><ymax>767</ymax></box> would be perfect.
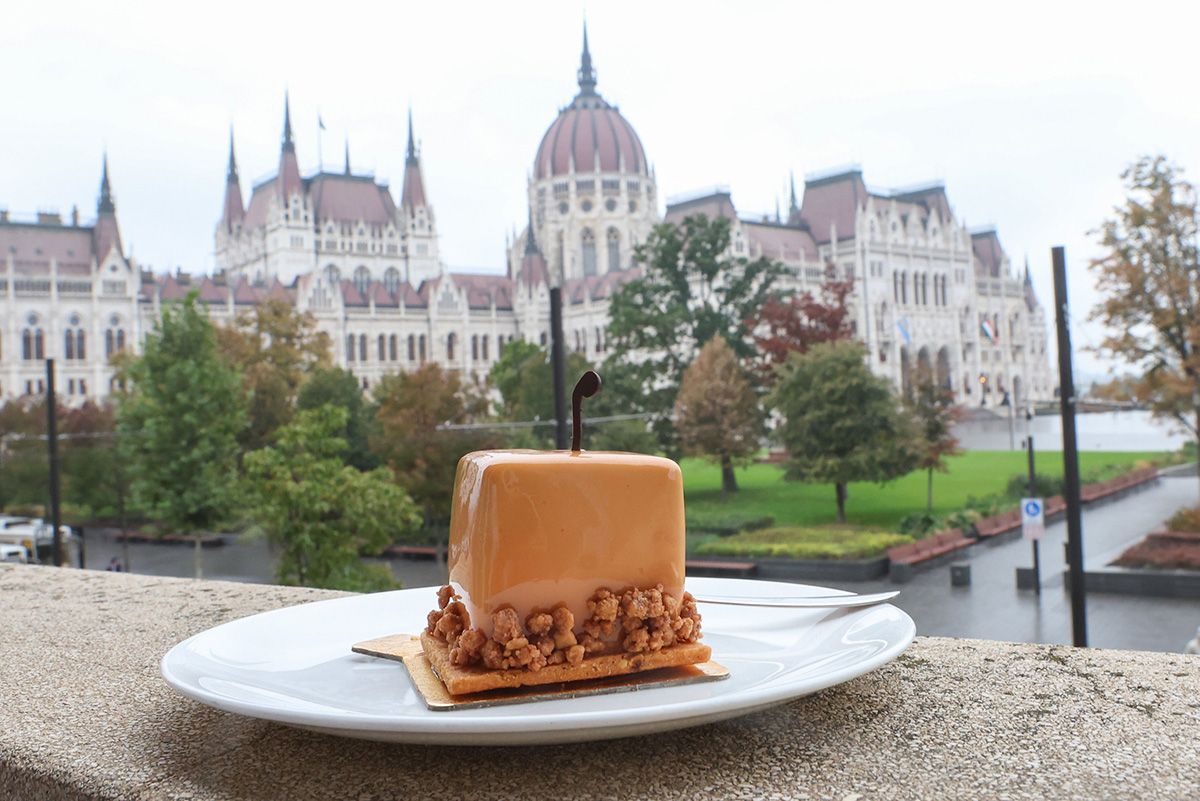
<box><xmin>0</xmin><ymin>398</ymin><xmax>51</xmax><ymax>512</ymax></box>
<box><xmin>297</xmin><ymin>366</ymin><xmax>376</xmax><ymax>470</ymax></box>
<box><xmin>606</xmin><ymin>214</ymin><xmax>786</xmax><ymax>446</ymax></box>
<box><xmin>674</xmin><ymin>338</ymin><xmax>763</xmax><ymax>497</ymax></box>
<box><xmin>1089</xmin><ymin>156</ymin><xmax>1200</xmax><ymax>492</ymax></box>
<box><xmin>371</xmin><ymin>364</ymin><xmax>499</xmax><ymax>524</ymax></box>
<box><xmin>907</xmin><ymin>371</ymin><xmax>963</xmax><ymax>512</ymax></box>
<box><xmin>117</xmin><ymin>293</ymin><xmax>246</xmax><ymax>576</ymax></box>
<box><xmin>216</xmin><ymin>299</ymin><xmax>331</xmax><ymax>451</ymax></box>
<box><xmin>771</xmin><ymin>341</ymin><xmax>919</xmax><ymax>523</ymax></box>
<box><xmin>489</xmin><ymin>339</ymin><xmax>587</xmax><ymax>445</ymax></box>
<box><xmin>245</xmin><ymin>405</ymin><xmax>420</xmax><ymax>591</ymax></box>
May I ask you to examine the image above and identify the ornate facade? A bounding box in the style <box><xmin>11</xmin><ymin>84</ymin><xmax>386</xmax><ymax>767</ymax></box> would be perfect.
<box><xmin>0</xmin><ymin>26</ymin><xmax>1051</xmax><ymax>407</ymax></box>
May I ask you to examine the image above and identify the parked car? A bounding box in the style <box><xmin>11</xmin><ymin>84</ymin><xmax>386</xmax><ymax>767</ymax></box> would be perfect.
<box><xmin>0</xmin><ymin>519</ymin><xmax>76</xmax><ymax>563</ymax></box>
<box><xmin>0</xmin><ymin>543</ymin><xmax>29</xmax><ymax>563</ymax></box>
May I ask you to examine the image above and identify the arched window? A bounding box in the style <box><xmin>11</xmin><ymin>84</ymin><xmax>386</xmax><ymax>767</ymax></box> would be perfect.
<box><xmin>581</xmin><ymin>228</ymin><xmax>597</xmax><ymax>277</ymax></box>
<box><xmin>447</xmin><ymin>332</ymin><xmax>457</xmax><ymax>361</ymax></box>
<box><xmin>383</xmin><ymin>267</ymin><xmax>400</xmax><ymax>295</ymax></box>
<box><xmin>539</xmin><ymin>331</ymin><xmax>547</xmax><ymax>346</ymax></box>
<box><xmin>606</xmin><ymin>228</ymin><xmax>620</xmax><ymax>273</ymax></box>
<box><xmin>378</xmin><ymin>334</ymin><xmax>386</xmax><ymax>361</ymax></box>
<box><xmin>116</xmin><ymin>330</ymin><xmax>125</xmax><ymax>351</ymax></box>
<box><xmin>75</xmin><ymin>330</ymin><xmax>85</xmax><ymax>360</ymax></box>
<box><xmin>325</xmin><ymin>264</ymin><xmax>340</xmax><ymax>284</ymax></box>
<box><xmin>354</xmin><ymin>266</ymin><xmax>370</xmax><ymax>295</ymax></box>
<box><xmin>471</xmin><ymin>335</ymin><xmax>479</xmax><ymax>361</ymax></box>
<box><xmin>23</xmin><ymin>329</ymin><xmax>33</xmax><ymax>360</ymax></box>
<box><xmin>407</xmin><ymin>334</ymin><xmax>416</xmax><ymax>361</ymax></box>
<box><xmin>418</xmin><ymin>334</ymin><xmax>427</xmax><ymax>363</ymax></box>
<box><xmin>65</xmin><ymin>330</ymin><xmax>74</xmax><ymax>360</ymax></box>
<box><xmin>359</xmin><ymin>334</ymin><xmax>368</xmax><ymax>362</ymax></box>
<box><xmin>346</xmin><ymin>334</ymin><xmax>355</xmax><ymax>362</ymax></box>
<box><xmin>595</xmin><ymin>326</ymin><xmax>603</xmax><ymax>353</ymax></box>
<box><xmin>105</xmin><ymin>330</ymin><xmax>114</xmax><ymax>357</ymax></box>
<box><xmin>481</xmin><ymin>334</ymin><xmax>489</xmax><ymax>361</ymax></box>
<box><xmin>389</xmin><ymin>334</ymin><xmax>397</xmax><ymax>361</ymax></box>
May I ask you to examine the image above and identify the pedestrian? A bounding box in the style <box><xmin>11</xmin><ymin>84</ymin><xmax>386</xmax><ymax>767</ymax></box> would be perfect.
<box><xmin>106</xmin><ymin>556</ymin><xmax>123</xmax><ymax>572</ymax></box>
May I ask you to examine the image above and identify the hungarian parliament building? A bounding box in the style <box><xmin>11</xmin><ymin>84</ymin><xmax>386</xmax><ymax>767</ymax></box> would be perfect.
<box><xmin>0</xmin><ymin>29</ymin><xmax>1052</xmax><ymax>408</ymax></box>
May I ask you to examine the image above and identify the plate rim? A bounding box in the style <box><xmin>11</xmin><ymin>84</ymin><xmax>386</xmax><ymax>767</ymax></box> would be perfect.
<box><xmin>161</xmin><ymin>577</ymin><xmax>915</xmax><ymax>736</ymax></box>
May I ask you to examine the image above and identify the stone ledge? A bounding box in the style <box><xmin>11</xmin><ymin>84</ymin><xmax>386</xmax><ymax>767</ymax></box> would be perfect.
<box><xmin>1</xmin><ymin>564</ymin><xmax>1198</xmax><ymax>801</ymax></box>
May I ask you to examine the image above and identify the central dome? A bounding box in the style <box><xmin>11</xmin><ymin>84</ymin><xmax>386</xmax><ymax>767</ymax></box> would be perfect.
<box><xmin>533</xmin><ymin>30</ymin><xmax>648</xmax><ymax>181</ymax></box>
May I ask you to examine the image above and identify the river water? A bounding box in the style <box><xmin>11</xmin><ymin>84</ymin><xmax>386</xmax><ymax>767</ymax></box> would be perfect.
<box><xmin>953</xmin><ymin>410</ymin><xmax>1190</xmax><ymax>452</ymax></box>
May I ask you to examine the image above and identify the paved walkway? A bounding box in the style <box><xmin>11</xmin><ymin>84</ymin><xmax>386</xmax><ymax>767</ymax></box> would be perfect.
<box><xmin>834</xmin><ymin>475</ymin><xmax>1200</xmax><ymax>653</ymax></box>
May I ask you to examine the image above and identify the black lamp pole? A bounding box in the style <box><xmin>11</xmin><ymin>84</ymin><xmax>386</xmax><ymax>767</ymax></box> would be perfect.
<box><xmin>1052</xmin><ymin>246</ymin><xmax>1087</xmax><ymax>647</ymax></box>
<box><xmin>549</xmin><ymin>287</ymin><xmax>568</xmax><ymax>449</ymax></box>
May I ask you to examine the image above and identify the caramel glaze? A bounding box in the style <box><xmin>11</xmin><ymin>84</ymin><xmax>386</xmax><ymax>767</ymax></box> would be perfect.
<box><xmin>448</xmin><ymin>450</ymin><xmax>686</xmax><ymax>637</ymax></box>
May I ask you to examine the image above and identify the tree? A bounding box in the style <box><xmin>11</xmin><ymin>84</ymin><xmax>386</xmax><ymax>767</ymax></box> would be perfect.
<box><xmin>216</xmin><ymin>299</ymin><xmax>331</xmax><ymax>451</ymax></box>
<box><xmin>674</xmin><ymin>338</ymin><xmax>764</xmax><ymax>497</ymax></box>
<box><xmin>607</xmin><ymin>214</ymin><xmax>786</xmax><ymax>445</ymax></box>
<box><xmin>748</xmin><ymin>270</ymin><xmax>854</xmax><ymax>382</ymax></box>
<box><xmin>771</xmin><ymin>340</ymin><xmax>919</xmax><ymax>523</ymax></box>
<box><xmin>297</xmin><ymin>366</ymin><xmax>376</xmax><ymax>470</ymax></box>
<box><xmin>245</xmin><ymin>405</ymin><xmax>420</xmax><ymax>591</ymax></box>
<box><xmin>1089</xmin><ymin>156</ymin><xmax>1200</xmax><ymax>493</ymax></box>
<box><xmin>117</xmin><ymin>293</ymin><xmax>246</xmax><ymax>576</ymax></box>
<box><xmin>907</xmin><ymin>371</ymin><xmax>963</xmax><ymax>512</ymax></box>
<box><xmin>371</xmin><ymin>364</ymin><xmax>499</xmax><ymax>524</ymax></box>
<box><xmin>489</xmin><ymin>339</ymin><xmax>588</xmax><ymax>444</ymax></box>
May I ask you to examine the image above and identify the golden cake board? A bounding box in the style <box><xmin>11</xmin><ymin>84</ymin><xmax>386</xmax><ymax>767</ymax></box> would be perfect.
<box><xmin>352</xmin><ymin>633</ymin><xmax>729</xmax><ymax>711</ymax></box>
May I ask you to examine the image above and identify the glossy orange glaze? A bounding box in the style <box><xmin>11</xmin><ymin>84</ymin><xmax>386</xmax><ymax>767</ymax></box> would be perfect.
<box><xmin>448</xmin><ymin>450</ymin><xmax>685</xmax><ymax>636</ymax></box>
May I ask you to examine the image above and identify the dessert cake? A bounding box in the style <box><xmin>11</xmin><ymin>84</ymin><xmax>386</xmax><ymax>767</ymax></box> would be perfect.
<box><xmin>422</xmin><ymin>373</ymin><xmax>708</xmax><ymax>695</ymax></box>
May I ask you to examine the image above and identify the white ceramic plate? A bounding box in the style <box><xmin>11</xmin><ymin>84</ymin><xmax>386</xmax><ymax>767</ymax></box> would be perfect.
<box><xmin>161</xmin><ymin>577</ymin><xmax>914</xmax><ymax>745</ymax></box>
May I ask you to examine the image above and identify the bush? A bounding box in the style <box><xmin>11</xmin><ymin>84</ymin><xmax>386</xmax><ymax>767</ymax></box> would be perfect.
<box><xmin>686</xmin><ymin>514</ymin><xmax>775</xmax><ymax>537</ymax></box>
<box><xmin>695</xmin><ymin>526</ymin><xmax>912</xmax><ymax>560</ymax></box>
<box><xmin>944</xmin><ymin>508</ymin><xmax>981</xmax><ymax>532</ymax></box>
<box><xmin>1165</xmin><ymin>505</ymin><xmax>1200</xmax><ymax>533</ymax></box>
<box><xmin>898</xmin><ymin>512</ymin><xmax>943</xmax><ymax>536</ymax></box>
<box><xmin>1004</xmin><ymin>473</ymin><xmax>1064</xmax><ymax>500</ymax></box>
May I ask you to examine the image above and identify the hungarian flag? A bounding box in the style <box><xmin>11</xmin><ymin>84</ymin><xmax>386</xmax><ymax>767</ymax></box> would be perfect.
<box><xmin>980</xmin><ymin>318</ymin><xmax>997</xmax><ymax>343</ymax></box>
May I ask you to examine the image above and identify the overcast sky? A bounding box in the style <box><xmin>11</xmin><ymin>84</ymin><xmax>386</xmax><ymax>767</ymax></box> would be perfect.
<box><xmin>4</xmin><ymin>0</ymin><xmax>1198</xmax><ymax>377</ymax></box>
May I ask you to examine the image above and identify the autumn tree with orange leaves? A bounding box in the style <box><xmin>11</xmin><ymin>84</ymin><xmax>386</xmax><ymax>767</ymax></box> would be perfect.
<box><xmin>1090</xmin><ymin>156</ymin><xmax>1200</xmax><ymax>485</ymax></box>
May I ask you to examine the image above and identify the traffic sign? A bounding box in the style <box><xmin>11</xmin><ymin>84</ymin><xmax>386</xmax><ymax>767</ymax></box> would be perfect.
<box><xmin>1021</xmin><ymin>497</ymin><xmax>1044</xmax><ymax>541</ymax></box>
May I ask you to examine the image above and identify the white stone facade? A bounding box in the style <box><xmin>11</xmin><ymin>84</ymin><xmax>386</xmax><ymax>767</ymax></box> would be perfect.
<box><xmin>0</xmin><ymin>29</ymin><xmax>1052</xmax><ymax>409</ymax></box>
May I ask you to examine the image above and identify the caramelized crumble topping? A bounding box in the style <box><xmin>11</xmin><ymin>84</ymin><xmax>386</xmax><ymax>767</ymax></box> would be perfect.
<box><xmin>424</xmin><ymin>583</ymin><xmax>703</xmax><ymax>673</ymax></box>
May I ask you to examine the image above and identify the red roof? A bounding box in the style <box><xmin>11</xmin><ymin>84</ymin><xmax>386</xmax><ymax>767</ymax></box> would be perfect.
<box><xmin>798</xmin><ymin>170</ymin><xmax>867</xmax><ymax>244</ymax></box>
<box><xmin>309</xmin><ymin>174</ymin><xmax>397</xmax><ymax>225</ymax></box>
<box><xmin>451</xmin><ymin>273</ymin><xmax>514</xmax><ymax>310</ymax></box>
<box><xmin>243</xmin><ymin>180</ymin><xmax>276</xmax><ymax>230</ymax></box>
<box><xmin>971</xmin><ymin>230</ymin><xmax>1005</xmax><ymax>277</ymax></box>
<box><xmin>742</xmin><ymin>222</ymin><xmax>819</xmax><ymax>263</ymax></box>
<box><xmin>664</xmin><ymin>192</ymin><xmax>737</xmax><ymax>225</ymax></box>
<box><xmin>401</xmin><ymin>160</ymin><xmax>427</xmax><ymax>209</ymax></box>
<box><xmin>534</xmin><ymin>97</ymin><xmax>647</xmax><ymax>179</ymax></box>
<box><xmin>0</xmin><ymin>222</ymin><xmax>99</xmax><ymax>272</ymax></box>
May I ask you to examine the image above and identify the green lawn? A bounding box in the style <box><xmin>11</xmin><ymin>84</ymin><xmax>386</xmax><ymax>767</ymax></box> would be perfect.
<box><xmin>682</xmin><ymin>450</ymin><xmax>1167</xmax><ymax>530</ymax></box>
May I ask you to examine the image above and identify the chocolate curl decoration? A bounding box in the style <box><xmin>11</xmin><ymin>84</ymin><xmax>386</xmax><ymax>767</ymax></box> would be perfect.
<box><xmin>571</xmin><ymin>370</ymin><xmax>602</xmax><ymax>451</ymax></box>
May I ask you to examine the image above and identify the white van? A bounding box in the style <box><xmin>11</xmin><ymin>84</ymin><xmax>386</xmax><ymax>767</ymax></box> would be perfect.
<box><xmin>0</xmin><ymin>520</ymin><xmax>76</xmax><ymax>563</ymax></box>
<box><xmin>0</xmin><ymin>543</ymin><xmax>29</xmax><ymax>563</ymax></box>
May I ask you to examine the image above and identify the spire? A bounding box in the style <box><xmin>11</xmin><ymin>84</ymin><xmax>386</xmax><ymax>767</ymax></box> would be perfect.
<box><xmin>774</xmin><ymin>197</ymin><xmax>781</xmax><ymax>224</ymax></box>
<box><xmin>577</xmin><ymin>21</ymin><xmax>597</xmax><ymax>96</ymax></box>
<box><xmin>788</xmin><ymin>170</ymin><xmax>799</xmax><ymax>214</ymax></box>
<box><xmin>524</xmin><ymin>207</ymin><xmax>539</xmax><ymax>256</ymax></box>
<box><xmin>223</xmin><ymin>129</ymin><xmax>245</xmax><ymax>232</ymax></box>
<box><xmin>98</xmin><ymin>152</ymin><xmax>115</xmax><ymax>214</ymax></box>
<box><xmin>405</xmin><ymin>108</ymin><xmax>418</xmax><ymax>165</ymax></box>
<box><xmin>401</xmin><ymin>109</ymin><xmax>427</xmax><ymax>209</ymax></box>
<box><xmin>1023</xmin><ymin>254</ymin><xmax>1032</xmax><ymax>284</ymax></box>
<box><xmin>226</xmin><ymin>128</ymin><xmax>239</xmax><ymax>184</ymax></box>
<box><xmin>277</xmin><ymin>92</ymin><xmax>302</xmax><ymax>198</ymax></box>
<box><xmin>93</xmin><ymin>153</ymin><xmax>123</xmax><ymax>258</ymax></box>
<box><xmin>344</xmin><ymin>138</ymin><xmax>351</xmax><ymax>175</ymax></box>
<box><xmin>282</xmin><ymin>91</ymin><xmax>295</xmax><ymax>153</ymax></box>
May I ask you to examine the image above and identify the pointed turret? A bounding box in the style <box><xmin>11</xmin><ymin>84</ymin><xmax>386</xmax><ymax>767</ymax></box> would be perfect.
<box><xmin>400</xmin><ymin>109</ymin><xmax>427</xmax><ymax>209</ymax></box>
<box><xmin>524</xmin><ymin>206</ymin><xmax>539</xmax><ymax>256</ymax></box>
<box><xmin>93</xmin><ymin>153</ymin><xmax>123</xmax><ymax>259</ymax></box>
<box><xmin>223</xmin><ymin>129</ymin><xmax>245</xmax><ymax>232</ymax></box>
<box><xmin>98</xmin><ymin>152</ymin><xmax>115</xmax><ymax>214</ymax></box>
<box><xmin>786</xmin><ymin>170</ymin><xmax>803</xmax><ymax>225</ymax></box>
<box><xmin>277</xmin><ymin>92</ymin><xmax>303</xmax><ymax>199</ymax></box>
<box><xmin>344</xmin><ymin>138</ymin><xmax>351</xmax><ymax>175</ymax></box>
<box><xmin>577</xmin><ymin>22</ymin><xmax>597</xmax><ymax>96</ymax></box>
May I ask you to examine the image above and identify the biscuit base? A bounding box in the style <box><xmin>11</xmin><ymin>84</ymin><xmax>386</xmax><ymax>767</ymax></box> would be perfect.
<box><xmin>353</xmin><ymin>633</ymin><xmax>727</xmax><ymax>710</ymax></box>
<box><xmin>419</xmin><ymin>632</ymin><xmax>712</xmax><ymax>695</ymax></box>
